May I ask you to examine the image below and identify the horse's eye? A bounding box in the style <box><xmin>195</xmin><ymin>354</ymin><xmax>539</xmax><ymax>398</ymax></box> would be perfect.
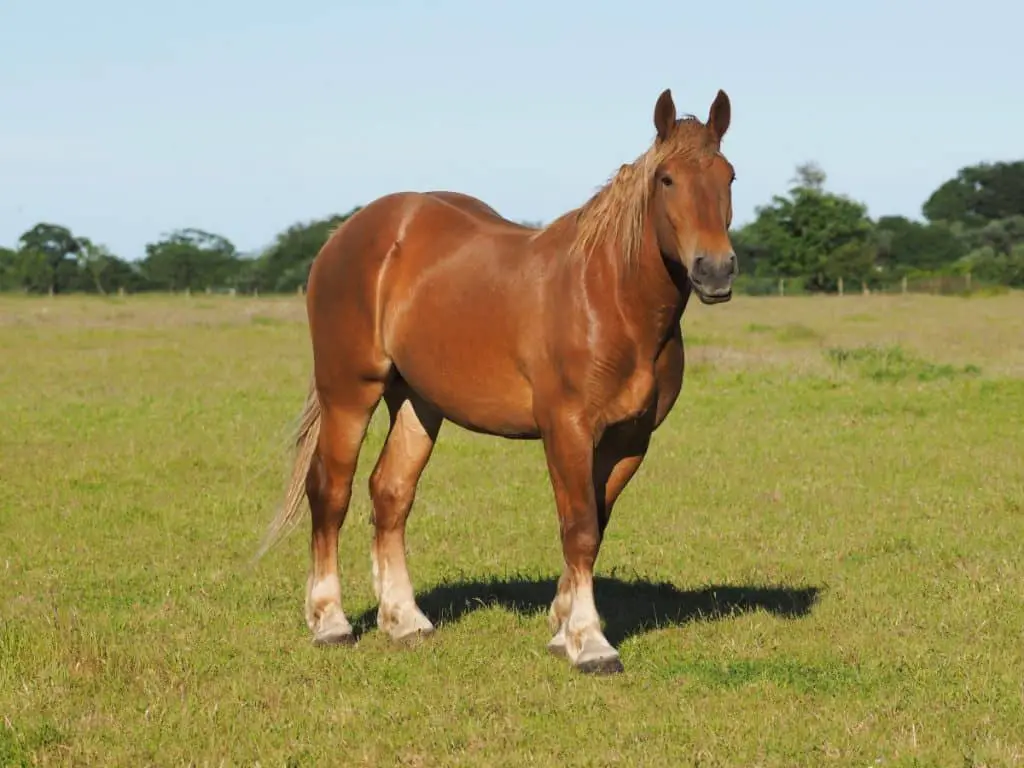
<box><xmin>660</xmin><ymin>175</ymin><xmax>673</xmax><ymax>187</ymax></box>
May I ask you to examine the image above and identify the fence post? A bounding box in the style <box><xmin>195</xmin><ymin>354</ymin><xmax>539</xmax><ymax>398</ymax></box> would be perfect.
<box><xmin>861</xmin><ymin>281</ymin><xmax>869</xmax><ymax>295</ymax></box>
<box><xmin>901</xmin><ymin>275</ymin><xmax>907</xmax><ymax>294</ymax></box>
<box><xmin>966</xmin><ymin>272</ymin><xmax>972</xmax><ymax>293</ymax></box>
<box><xmin>838</xmin><ymin>277</ymin><xmax>844</xmax><ymax>296</ymax></box>
<box><xmin>779</xmin><ymin>278</ymin><xmax>785</xmax><ymax>297</ymax></box>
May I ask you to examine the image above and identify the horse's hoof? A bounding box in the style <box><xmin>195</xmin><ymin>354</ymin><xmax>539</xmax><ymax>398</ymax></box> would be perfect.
<box><xmin>575</xmin><ymin>654</ymin><xmax>625</xmax><ymax>675</ymax></box>
<box><xmin>312</xmin><ymin>612</ymin><xmax>356</xmax><ymax>646</ymax></box>
<box><xmin>573</xmin><ymin>639</ymin><xmax>624</xmax><ymax>675</ymax></box>
<box><xmin>313</xmin><ymin>627</ymin><xmax>356</xmax><ymax>647</ymax></box>
<box><xmin>393</xmin><ymin>625</ymin><xmax>435</xmax><ymax>647</ymax></box>
<box><xmin>382</xmin><ymin>606</ymin><xmax>435</xmax><ymax>646</ymax></box>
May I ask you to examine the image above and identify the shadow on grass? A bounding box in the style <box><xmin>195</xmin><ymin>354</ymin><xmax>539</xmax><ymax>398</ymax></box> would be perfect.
<box><xmin>350</xmin><ymin>573</ymin><xmax>821</xmax><ymax>645</ymax></box>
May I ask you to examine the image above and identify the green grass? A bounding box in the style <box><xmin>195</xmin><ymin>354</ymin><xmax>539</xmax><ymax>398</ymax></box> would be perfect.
<box><xmin>2</xmin><ymin>292</ymin><xmax>1024</xmax><ymax>766</ymax></box>
<box><xmin>825</xmin><ymin>344</ymin><xmax>984</xmax><ymax>382</ymax></box>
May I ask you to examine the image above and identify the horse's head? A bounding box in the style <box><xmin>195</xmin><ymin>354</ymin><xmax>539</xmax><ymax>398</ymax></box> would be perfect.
<box><xmin>649</xmin><ymin>88</ymin><xmax>737</xmax><ymax>304</ymax></box>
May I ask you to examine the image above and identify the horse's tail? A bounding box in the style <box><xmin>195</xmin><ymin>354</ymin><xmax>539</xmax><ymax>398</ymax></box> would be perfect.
<box><xmin>254</xmin><ymin>377</ymin><xmax>321</xmax><ymax>562</ymax></box>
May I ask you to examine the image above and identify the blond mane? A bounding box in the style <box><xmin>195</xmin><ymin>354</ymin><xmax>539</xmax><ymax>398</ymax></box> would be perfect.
<box><xmin>558</xmin><ymin>116</ymin><xmax>718</xmax><ymax>268</ymax></box>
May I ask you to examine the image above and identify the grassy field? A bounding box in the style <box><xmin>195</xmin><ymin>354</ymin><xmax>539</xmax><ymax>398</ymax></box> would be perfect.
<box><xmin>2</xmin><ymin>291</ymin><xmax>1023</xmax><ymax>766</ymax></box>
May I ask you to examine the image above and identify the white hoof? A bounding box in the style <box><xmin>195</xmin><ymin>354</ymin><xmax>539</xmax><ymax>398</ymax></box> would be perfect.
<box><xmin>573</xmin><ymin>638</ymin><xmax>623</xmax><ymax>675</ymax></box>
<box><xmin>379</xmin><ymin>603</ymin><xmax>435</xmax><ymax>644</ymax></box>
<box><xmin>312</xmin><ymin>609</ymin><xmax>355</xmax><ymax>646</ymax></box>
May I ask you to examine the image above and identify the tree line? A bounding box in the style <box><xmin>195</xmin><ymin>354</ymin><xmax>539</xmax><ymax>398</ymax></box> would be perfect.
<box><xmin>1</xmin><ymin>159</ymin><xmax>1022</xmax><ymax>296</ymax></box>
<box><xmin>732</xmin><ymin>160</ymin><xmax>1024</xmax><ymax>294</ymax></box>
<box><xmin>0</xmin><ymin>210</ymin><xmax>360</xmax><ymax>297</ymax></box>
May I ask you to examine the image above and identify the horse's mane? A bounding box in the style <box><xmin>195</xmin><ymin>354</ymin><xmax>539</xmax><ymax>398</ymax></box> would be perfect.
<box><xmin>545</xmin><ymin>116</ymin><xmax>718</xmax><ymax>268</ymax></box>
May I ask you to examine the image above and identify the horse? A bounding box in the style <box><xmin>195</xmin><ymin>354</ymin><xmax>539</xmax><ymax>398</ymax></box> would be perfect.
<box><xmin>257</xmin><ymin>86</ymin><xmax>739</xmax><ymax>675</ymax></box>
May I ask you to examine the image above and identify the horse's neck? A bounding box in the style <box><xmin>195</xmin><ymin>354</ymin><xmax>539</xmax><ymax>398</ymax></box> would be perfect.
<box><xmin>604</xmin><ymin>219</ymin><xmax>689</xmax><ymax>351</ymax></box>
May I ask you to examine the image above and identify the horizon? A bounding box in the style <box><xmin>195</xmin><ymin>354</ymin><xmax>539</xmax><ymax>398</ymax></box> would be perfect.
<box><xmin>2</xmin><ymin>0</ymin><xmax>1022</xmax><ymax>261</ymax></box>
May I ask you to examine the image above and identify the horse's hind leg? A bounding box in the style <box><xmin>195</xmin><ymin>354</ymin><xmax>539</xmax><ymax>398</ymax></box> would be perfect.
<box><xmin>306</xmin><ymin>381</ymin><xmax>384</xmax><ymax>645</ymax></box>
<box><xmin>368</xmin><ymin>384</ymin><xmax>442</xmax><ymax>643</ymax></box>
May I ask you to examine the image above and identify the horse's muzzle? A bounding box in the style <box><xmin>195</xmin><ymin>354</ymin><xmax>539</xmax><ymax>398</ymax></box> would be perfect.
<box><xmin>690</xmin><ymin>251</ymin><xmax>737</xmax><ymax>305</ymax></box>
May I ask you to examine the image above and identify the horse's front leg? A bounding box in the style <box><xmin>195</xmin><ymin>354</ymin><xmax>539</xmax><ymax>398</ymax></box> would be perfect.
<box><xmin>546</xmin><ymin>423</ymin><xmax>651</xmax><ymax>666</ymax></box>
<box><xmin>540</xmin><ymin>412</ymin><xmax>625</xmax><ymax>674</ymax></box>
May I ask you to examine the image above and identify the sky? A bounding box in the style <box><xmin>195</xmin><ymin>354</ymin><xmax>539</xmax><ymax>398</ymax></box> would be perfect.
<box><xmin>2</xmin><ymin>0</ymin><xmax>1022</xmax><ymax>260</ymax></box>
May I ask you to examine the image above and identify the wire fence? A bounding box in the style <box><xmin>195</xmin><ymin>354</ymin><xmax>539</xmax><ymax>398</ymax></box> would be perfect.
<box><xmin>732</xmin><ymin>273</ymin><xmax>1003</xmax><ymax>297</ymax></box>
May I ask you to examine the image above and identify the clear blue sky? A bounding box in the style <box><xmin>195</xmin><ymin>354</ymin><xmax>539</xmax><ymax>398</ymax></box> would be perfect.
<box><xmin>2</xmin><ymin>0</ymin><xmax>1021</xmax><ymax>260</ymax></box>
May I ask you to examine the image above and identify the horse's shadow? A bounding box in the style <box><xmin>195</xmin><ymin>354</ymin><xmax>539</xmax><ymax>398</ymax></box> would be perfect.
<box><xmin>351</xmin><ymin>572</ymin><xmax>821</xmax><ymax>645</ymax></box>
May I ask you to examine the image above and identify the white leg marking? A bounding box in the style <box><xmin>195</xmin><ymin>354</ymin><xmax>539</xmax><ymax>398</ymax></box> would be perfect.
<box><xmin>306</xmin><ymin>572</ymin><xmax>354</xmax><ymax>645</ymax></box>
<box><xmin>563</xmin><ymin>574</ymin><xmax>622</xmax><ymax>674</ymax></box>
<box><xmin>374</xmin><ymin>537</ymin><xmax>434</xmax><ymax>643</ymax></box>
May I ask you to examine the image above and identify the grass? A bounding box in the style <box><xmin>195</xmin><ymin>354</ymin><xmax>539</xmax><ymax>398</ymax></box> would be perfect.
<box><xmin>1</xmin><ymin>291</ymin><xmax>1023</xmax><ymax>766</ymax></box>
<box><xmin>824</xmin><ymin>344</ymin><xmax>983</xmax><ymax>382</ymax></box>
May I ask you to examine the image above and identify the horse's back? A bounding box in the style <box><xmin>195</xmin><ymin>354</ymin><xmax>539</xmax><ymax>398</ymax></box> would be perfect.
<box><xmin>423</xmin><ymin>191</ymin><xmax>538</xmax><ymax>234</ymax></box>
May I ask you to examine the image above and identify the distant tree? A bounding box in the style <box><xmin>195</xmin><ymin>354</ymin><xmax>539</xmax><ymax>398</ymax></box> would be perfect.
<box><xmin>101</xmin><ymin>256</ymin><xmax>150</xmax><ymax>293</ymax></box>
<box><xmin>790</xmin><ymin>161</ymin><xmax>827</xmax><ymax>192</ymax></box>
<box><xmin>961</xmin><ymin>243</ymin><xmax>1024</xmax><ymax>287</ymax></box>
<box><xmin>826</xmin><ymin>240</ymin><xmax>878</xmax><ymax>288</ymax></box>
<box><xmin>0</xmin><ymin>247</ymin><xmax>19</xmax><ymax>292</ymax></box>
<box><xmin>922</xmin><ymin>161</ymin><xmax>1024</xmax><ymax>226</ymax></box>
<box><xmin>75</xmin><ymin>238</ymin><xmax>120</xmax><ymax>294</ymax></box>
<box><xmin>955</xmin><ymin>214</ymin><xmax>1024</xmax><ymax>256</ymax></box>
<box><xmin>737</xmin><ymin>164</ymin><xmax>875</xmax><ymax>290</ymax></box>
<box><xmin>17</xmin><ymin>222</ymin><xmax>83</xmax><ymax>295</ymax></box>
<box><xmin>873</xmin><ymin>215</ymin><xmax>966</xmax><ymax>275</ymax></box>
<box><xmin>730</xmin><ymin>225</ymin><xmax>771</xmax><ymax>278</ymax></box>
<box><xmin>252</xmin><ymin>208</ymin><xmax>361</xmax><ymax>292</ymax></box>
<box><xmin>141</xmin><ymin>228</ymin><xmax>240</xmax><ymax>292</ymax></box>
<box><xmin>8</xmin><ymin>249</ymin><xmax>52</xmax><ymax>293</ymax></box>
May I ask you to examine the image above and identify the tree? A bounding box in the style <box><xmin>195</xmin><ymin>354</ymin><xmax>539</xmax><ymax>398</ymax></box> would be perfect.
<box><xmin>827</xmin><ymin>240</ymin><xmax>878</xmax><ymax>288</ymax></box>
<box><xmin>141</xmin><ymin>228</ymin><xmax>241</xmax><ymax>292</ymax></box>
<box><xmin>922</xmin><ymin>161</ymin><xmax>1024</xmax><ymax>226</ymax></box>
<box><xmin>75</xmin><ymin>238</ymin><xmax>119</xmax><ymax>294</ymax></box>
<box><xmin>730</xmin><ymin>225</ymin><xmax>772</xmax><ymax>278</ymax></box>
<box><xmin>962</xmin><ymin>243</ymin><xmax>1024</xmax><ymax>287</ymax></box>
<box><xmin>250</xmin><ymin>208</ymin><xmax>361</xmax><ymax>292</ymax></box>
<box><xmin>955</xmin><ymin>215</ymin><xmax>1024</xmax><ymax>256</ymax></box>
<box><xmin>873</xmin><ymin>215</ymin><xmax>966</xmax><ymax>275</ymax></box>
<box><xmin>0</xmin><ymin>247</ymin><xmax>19</xmax><ymax>292</ymax></box>
<box><xmin>17</xmin><ymin>222</ymin><xmax>83</xmax><ymax>295</ymax></box>
<box><xmin>791</xmin><ymin>161</ymin><xmax>826</xmax><ymax>192</ymax></box>
<box><xmin>736</xmin><ymin>164</ymin><xmax>875</xmax><ymax>291</ymax></box>
<box><xmin>7</xmin><ymin>249</ymin><xmax>52</xmax><ymax>293</ymax></box>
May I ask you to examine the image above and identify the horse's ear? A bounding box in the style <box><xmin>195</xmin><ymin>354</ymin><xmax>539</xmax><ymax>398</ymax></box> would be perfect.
<box><xmin>707</xmin><ymin>89</ymin><xmax>731</xmax><ymax>143</ymax></box>
<box><xmin>653</xmin><ymin>88</ymin><xmax>676</xmax><ymax>142</ymax></box>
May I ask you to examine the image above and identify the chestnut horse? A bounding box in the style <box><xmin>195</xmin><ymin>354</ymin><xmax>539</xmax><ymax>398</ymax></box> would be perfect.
<box><xmin>257</xmin><ymin>87</ymin><xmax>738</xmax><ymax>674</ymax></box>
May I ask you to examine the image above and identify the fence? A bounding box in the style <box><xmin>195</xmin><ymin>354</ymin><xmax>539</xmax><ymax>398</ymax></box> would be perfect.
<box><xmin>733</xmin><ymin>273</ymin><xmax>993</xmax><ymax>297</ymax></box>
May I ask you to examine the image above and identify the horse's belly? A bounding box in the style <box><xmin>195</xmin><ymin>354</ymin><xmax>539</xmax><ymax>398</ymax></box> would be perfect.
<box><xmin>391</xmin><ymin>347</ymin><xmax>539</xmax><ymax>439</ymax></box>
<box><xmin>379</xmin><ymin>228</ymin><xmax>543</xmax><ymax>437</ymax></box>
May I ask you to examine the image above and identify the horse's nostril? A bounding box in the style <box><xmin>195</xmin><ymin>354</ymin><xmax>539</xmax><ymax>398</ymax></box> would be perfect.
<box><xmin>693</xmin><ymin>255</ymin><xmax>706</xmax><ymax>275</ymax></box>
